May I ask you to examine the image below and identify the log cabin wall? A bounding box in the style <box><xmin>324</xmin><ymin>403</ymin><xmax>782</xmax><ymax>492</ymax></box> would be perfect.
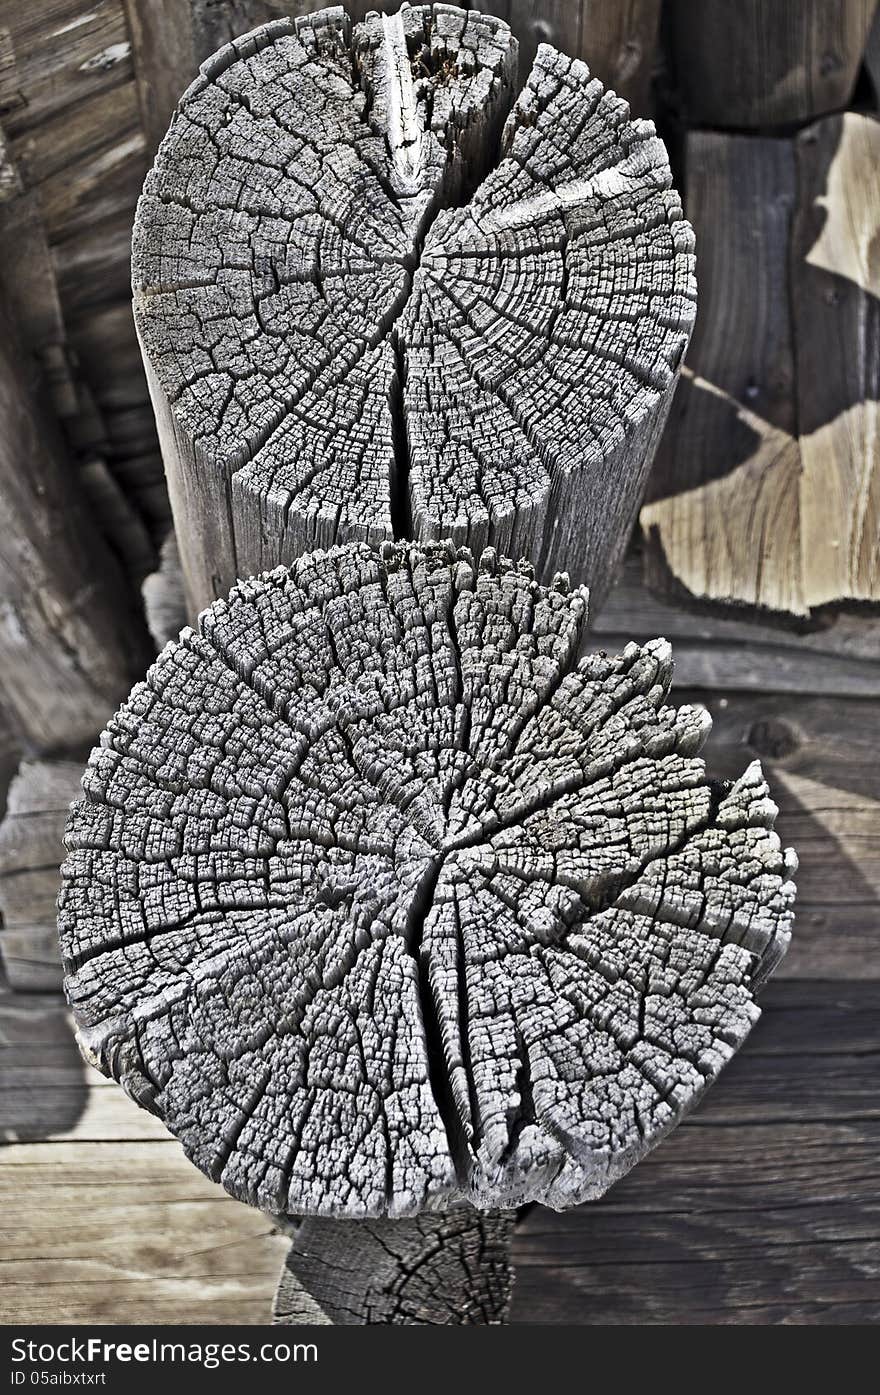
<box><xmin>0</xmin><ymin>1</ymin><xmax>879</xmax><ymax>1327</ymax></box>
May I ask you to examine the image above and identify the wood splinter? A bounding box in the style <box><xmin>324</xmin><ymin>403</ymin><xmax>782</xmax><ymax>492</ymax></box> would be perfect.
<box><xmin>132</xmin><ymin>3</ymin><xmax>695</xmax><ymax>616</ymax></box>
<box><xmin>59</xmin><ymin>541</ymin><xmax>796</xmax><ymax>1324</ymax></box>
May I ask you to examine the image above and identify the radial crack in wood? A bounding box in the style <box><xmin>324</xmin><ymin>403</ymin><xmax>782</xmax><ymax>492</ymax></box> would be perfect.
<box><xmin>273</xmin><ymin>1209</ymin><xmax>514</xmax><ymax>1324</ymax></box>
<box><xmin>132</xmin><ymin>3</ymin><xmax>695</xmax><ymax>614</ymax></box>
<box><xmin>59</xmin><ymin>541</ymin><xmax>796</xmax><ymax>1229</ymax></box>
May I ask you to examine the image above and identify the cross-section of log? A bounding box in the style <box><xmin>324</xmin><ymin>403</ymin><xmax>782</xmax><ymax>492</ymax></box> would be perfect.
<box><xmin>641</xmin><ymin>115</ymin><xmax>880</xmax><ymax>620</ymax></box>
<box><xmin>132</xmin><ymin>4</ymin><xmax>695</xmax><ymax>615</ymax></box>
<box><xmin>273</xmin><ymin>1209</ymin><xmax>513</xmax><ymax>1324</ymax></box>
<box><xmin>58</xmin><ymin>541</ymin><xmax>795</xmax><ymax>1320</ymax></box>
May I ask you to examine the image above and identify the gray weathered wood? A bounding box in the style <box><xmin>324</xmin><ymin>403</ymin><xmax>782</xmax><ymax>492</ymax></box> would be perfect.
<box><xmin>59</xmin><ymin>540</ymin><xmax>795</xmax><ymax>1320</ymax></box>
<box><xmin>0</xmin><ymin>280</ymin><xmax>150</xmax><ymax>753</ymax></box>
<box><xmin>665</xmin><ymin>0</ymin><xmax>878</xmax><ymax>129</ymax></box>
<box><xmin>642</xmin><ymin>116</ymin><xmax>880</xmax><ymax>619</ymax></box>
<box><xmin>790</xmin><ymin>114</ymin><xmax>880</xmax><ymax>611</ymax></box>
<box><xmin>274</xmin><ymin>1209</ymin><xmax>514</xmax><ymax>1323</ymax></box>
<box><xmin>141</xmin><ymin>531</ymin><xmax>188</xmax><ymax>650</ymax></box>
<box><xmin>595</xmin><ymin>556</ymin><xmax>880</xmax><ymax>698</ymax></box>
<box><xmin>510</xmin><ymin>981</ymin><xmax>880</xmax><ymax>1324</ymax></box>
<box><xmin>0</xmin><ymin>0</ymin><xmax>168</xmax><ymax>544</ymax></box>
<box><xmin>503</xmin><ymin>0</ymin><xmax>660</xmax><ymax>112</ymax></box>
<box><xmin>0</xmin><ymin>761</ymin><xmax>83</xmax><ymax>992</ymax></box>
<box><xmin>5</xmin><ymin>982</ymin><xmax>876</xmax><ymax>1325</ymax></box>
<box><xmin>133</xmin><ymin>4</ymin><xmax>694</xmax><ymax>614</ymax></box>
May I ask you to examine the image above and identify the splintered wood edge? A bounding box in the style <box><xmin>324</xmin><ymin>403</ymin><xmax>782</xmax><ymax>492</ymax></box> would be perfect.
<box><xmin>59</xmin><ymin>540</ymin><xmax>796</xmax><ymax>1222</ymax></box>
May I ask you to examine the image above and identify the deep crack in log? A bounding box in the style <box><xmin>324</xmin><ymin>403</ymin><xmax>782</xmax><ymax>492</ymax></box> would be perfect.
<box><xmin>132</xmin><ymin>3</ymin><xmax>695</xmax><ymax>615</ymax></box>
<box><xmin>60</xmin><ymin>542</ymin><xmax>796</xmax><ymax>1250</ymax></box>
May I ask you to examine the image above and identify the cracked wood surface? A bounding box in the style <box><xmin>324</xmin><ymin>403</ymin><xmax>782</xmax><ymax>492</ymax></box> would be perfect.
<box><xmin>3</xmin><ymin>984</ymin><xmax>878</xmax><ymax>1324</ymax></box>
<box><xmin>132</xmin><ymin>3</ymin><xmax>694</xmax><ymax>614</ymax></box>
<box><xmin>273</xmin><ymin>1208</ymin><xmax>513</xmax><ymax>1323</ymax></box>
<box><xmin>59</xmin><ymin>541</ymin><xmax>795</xmax><ymax>1227</ymax></box>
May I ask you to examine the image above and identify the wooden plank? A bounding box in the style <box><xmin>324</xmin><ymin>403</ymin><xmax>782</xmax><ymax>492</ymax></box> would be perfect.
<box><xmin>0</xmin><ymin>1</ymin><xmax>134</xmax><ymax>138</ymax></box>
<box><xmin>792</xmin><ymin>114</ymin><xmax>880</xmax><ymax>610</ymax></box>
<box><xmin>682</xmin><ymin>690</ymin><xmax>880</xmax><ymax>980</ymax></box>
<box><xmin>122</xmin><ymin>0</ymin><xmax>197</xmax><ymax>158</ymax></box>
<box><xmin>594</xmin><ymin>557</ymin><xmax>880</xmax><ymax>697</ymax></box>
<box><xmin>0</xmin><ymin>1140</ymin><xmax>287</xmax><ymax>1324</ymax></box>
<box><xmin>665</xmin><ymin>0</ymin><xmax>877</xmax><ymax>129</ymax></box>
<box><xmin>511</xmin><ymin>982</ymin><xmax>880</xmax><ymax>1325</ymax></box>
<box><xmin>641</xmin><ymin>132</ymin><xmax>806</xmax><ymax>617</ymax></box>
<box><xmin>642</xmin><ymin>117</ymin><xmax>880</xmax><ymax>620</ymax></box>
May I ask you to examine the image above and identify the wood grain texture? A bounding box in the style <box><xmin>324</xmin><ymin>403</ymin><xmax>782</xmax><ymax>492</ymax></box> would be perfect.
<box><xmin>684</xmin><ymin>690</ymin><xmax>879</xmax><ymax>982</ymax></box>
<box><xmin>0</xmin><ymin>761</ymin><xmax>82</xmax><ymax>991</ymax></box>
<box><xmin>130</xmin><ymin>1</ymin><xmax>661</xmax><ymax>125</ymax></box>
<box><xmin>133</xmin><ymin>4</ymin><xmax>694</xmax><ymax>612</ymax></box>
<box><xmin>504</xmin><ymin>0</ymin><xmax>660</xmax><ymax>112</ymax></box>
<box><xmin>275</xmin><ymin>1209</ymin><xmax>514</xmax><ymax>1323</ymax></box>
<box><xmin>596</xmin><ymin>556</ymin><xmax>880</xmax><ymax>698</ymax></box>
<box><xmin>142</xmin><ymin>531</ymin><xmax>188</xmax><ymax>651</ymax></box>
<box><xmin>510</xmin><ymin>981</ymin><xmax>880</xmax><ymax>1324</ymax></box>
<box><xmin>0</xmin><ymin>281</ymin><xmax>150</xmax><ymax>752</ymax></box>
<box><xmin>3</xmin><ymin>982</ymin><xmax>876</xmax><ymax>1324</ymax></box>
<box><xmin>642</xmin><ymin>117</ymin><xmax>880</xmax><ymax>620</ymax></box>
<box><xmin>59</xmin><ymin>541</ymin><xmax>794</xmax><ymax>1233</ymax></box>
<box><xmin>665</xmin><ymin>0</ymin><xmax>878</xmax><ymax>129</ymax></box>
<box><xmin>792</xmin><ymin>114</ymin><xmax>880</xmax><ymax>610</ymax></box>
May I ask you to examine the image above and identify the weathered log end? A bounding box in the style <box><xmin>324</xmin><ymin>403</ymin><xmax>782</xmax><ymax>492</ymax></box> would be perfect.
<box><xmin>273</xmin><ymin>1209</ymin><xmax>514</xmax><ymax>1325</ymax></box>
<box><xmin>132</xmin><ymin>4</ymin><xmax>695</xmax><ymax>614</ymax></box>
<box><xmin>59</xmin><ymin>540</ymin><xmax>795</xmax><ymax>1306</ymax></box>
<box><xmin>0</xmin><ymin>760</ymin><xmax>83</xmax><ymax>991</ymax></box>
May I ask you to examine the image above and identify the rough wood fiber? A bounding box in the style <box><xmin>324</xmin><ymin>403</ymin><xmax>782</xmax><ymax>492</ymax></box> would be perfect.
<box><xmin>0</xmin><ymin>761</ymin><xmax>82</xmax><ymax>992</ymax></box>
<box><xmin>129</xmin><ymin>2</ymin><xmax>661</xmax><ymax>125</ymax></box>
<box><xmin>641</xmin><ymin>116</ymin><xmax>880</xmax><ymax>620</ymax></box>
<box><xmin>597</xmin><ymin>556</ymin><xmax>880</xmax><ymax>698</ymax></box>
<box><xmin>0</xmin><ymin>0</ymin><xmax>168</xmax><ymax>542</ymax></box>
<box><xmin>665</xmin><ymin>0</ymin><xmax>878</xmax><ymax>129</ymax></box>
<box><xmin>59</xmin><ymin>541</ymin><xmax>795</xmax><ymax>1234</ymax></box>
<box><xmin>274</xmin><ymin>1209</ymin><xmax>513</xmax><ymax>1323</ymax></box>
<box><xmin>132</xmin><ymin>3</ymin><xmax>695</xmax><ymax>614</ymax></box>
<box><xmin>502</xmin><ymin>0</ymin><xmax>660</xmax><ymax>112</ymax></box>
<box><xmin>142</xmin><ymin>532</ymin><xmax>188</xmax><ymax>651</ymax></box>
<box><xmin>4</xmin><ymin>983</ymin><xmax>875</xmax><ymax>1325</ymax></box>
<box><xmin>0</xmin><ymin>282</ymin><xmax>149</xmax><ymax>752</ymax></box>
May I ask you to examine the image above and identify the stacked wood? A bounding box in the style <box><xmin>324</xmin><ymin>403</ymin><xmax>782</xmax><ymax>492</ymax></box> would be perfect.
<box><xmin>665</xmin><ymin>0</ymin><xmax>877</xmax><ymax>129</ymax></box>
<box><xmin>133</xmin><ymin>4</ymin><xmax>694</xmax><ymax>615</ymax></box>
<box><xmin>0</xmin><ymin>280</ymin><xmax>151</xmax><ymax>752</ymax></box>
<box><xmin>641</xmin><ymin>114</ymin><xmax>880</xmax><ymax>620</ymax></box>
<box><xmin>58</xmin><ymin>540</ymin><xmax>796</xmax><ymax>1322</ymax></box>
<box><xmin>0</xmin><ymin>761</ymin><xmax>82</xmax><ymax>992</ymax></box>
<box><xmin>0</xmin><ymin>0</ymin><xmax>169</xmax><ymax>543</ymax></box>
